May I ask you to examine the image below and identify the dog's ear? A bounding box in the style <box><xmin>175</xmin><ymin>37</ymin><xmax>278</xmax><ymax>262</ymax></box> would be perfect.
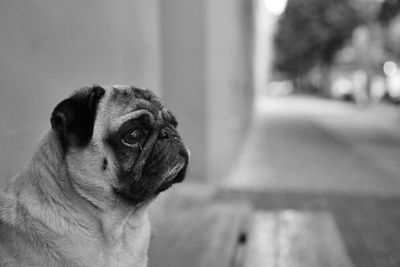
<box><xmin>51</xmin><ymin>85</ymin><xmax>105</xmax><ymax>148</ymax></box>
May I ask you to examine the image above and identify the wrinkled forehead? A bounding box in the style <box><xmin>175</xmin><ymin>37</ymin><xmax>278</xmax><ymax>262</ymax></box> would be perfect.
<box><xmin>95</xmin><ymin>86</ymin><xmax>175</xmax><ymax>134</ymax></box>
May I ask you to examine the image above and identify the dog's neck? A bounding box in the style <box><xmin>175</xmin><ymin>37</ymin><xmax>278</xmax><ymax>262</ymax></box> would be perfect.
<box><xmin>13</xmin><ymin>130</ymin><xmax>147</xmax><ymax>228</ymax></box>
<box><xmin>1</xmin><ymin>130</ymin><xmax>151</xmax><ymax>266</ymax></box>
<box><xmin>1</xmin><ymin>131</ymin><xmax>95</xmax><ymax>235</ymax></box>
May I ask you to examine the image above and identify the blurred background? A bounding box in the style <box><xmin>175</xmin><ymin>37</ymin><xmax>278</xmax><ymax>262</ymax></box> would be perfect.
<box><xmin>2</xmin><ymin>0</ymin><xmax>400</xmax><ymax>266</ymax></box>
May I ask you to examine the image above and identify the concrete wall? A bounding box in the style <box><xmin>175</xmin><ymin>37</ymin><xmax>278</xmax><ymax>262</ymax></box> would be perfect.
<box><xmin>159</xmin><ymin>0</ymin><xmax>207</xmax><ymax>181</ymax></box>
<box><xmin>0</xmin><ymin>0</ymin><xmax>161</xmax><ymax>186</ymax></box>
<box><xmin>254</xmin><ymin>0</ymin><xmax>276</xmax><ymax>96</ymax></box>
<box><xmin>0</xmin><ymin>0</ymin><xmax>255</xmax><ymax>186</ymax></box>
<box><xmin>206</xmin><ymin>0</ymin><xmax>254</xmax><ymax>180</ymax></box>
<box><xmin>160</xmin><ymin>0</ymin><xmax>255</xmax><ymax>181</ymax></box>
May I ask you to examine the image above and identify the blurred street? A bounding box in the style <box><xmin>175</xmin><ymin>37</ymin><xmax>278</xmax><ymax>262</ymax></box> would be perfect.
<box><xmin>224</xmin><ymin>94</ymin><xmax>400</xmax><ymax>196</ymax></box>
<box><xmin>219</xmin><ymin>94</ymin><xmax>400</xmax><ymax>267</ymax></box>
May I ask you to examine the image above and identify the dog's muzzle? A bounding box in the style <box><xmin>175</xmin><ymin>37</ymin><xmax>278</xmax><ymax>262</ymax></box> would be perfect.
<box><xmin>145</xmin><ymin>126</ymin><xmax>189</xmax><ymax>185</ymax></box>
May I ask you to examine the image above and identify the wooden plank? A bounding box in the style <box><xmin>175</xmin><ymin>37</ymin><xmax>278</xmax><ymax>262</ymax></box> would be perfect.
<box><xmin>244</xmin><ymin>210</ymin><xmax>354</xmax><ymax>267</ymax></box>
<box><xmin>148</xmin><ymin>203</ymin><xmax>251</xmax><ymax>267</ymax></box>
<box><xmin>244</xmin><ymin>212</ymin><xmax>276</xmax><ymax>267</ymax></box>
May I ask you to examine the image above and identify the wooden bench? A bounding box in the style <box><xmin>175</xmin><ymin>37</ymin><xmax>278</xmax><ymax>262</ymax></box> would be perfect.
<box><xmin>244</xmin><ymin>211</ymin><xmax>354</xmax><ymax>267</ymax></box>
<box><xmin>148</xmin><ymin>203</ymin><xmax>251</xmax><ymax>267</ymax></box>
<box><xmin>148</xmin><ymin>186</ymin><xmax>354</xmax><ymax>267</ymax></box>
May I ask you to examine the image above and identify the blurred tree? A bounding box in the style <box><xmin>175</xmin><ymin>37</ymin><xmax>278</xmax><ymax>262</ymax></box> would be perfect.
<box><xmin>378</xmin><ymin>0</ymin><xmax>400</xmax><ymax>61</ymax></box>
<box><xmin>274</xmin><ymin>0</ymin><xmax>362</xmax><ymax>92</ymax></box>
<box><xmin>378</xmin><ymin>0</ymin><xmax>400</xmax><ymax>25</ymax></box>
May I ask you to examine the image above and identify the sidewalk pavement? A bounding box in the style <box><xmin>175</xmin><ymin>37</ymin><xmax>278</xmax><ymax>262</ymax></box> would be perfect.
<box><xmin>223</xmin><ymin>95</ymin><xmax>400</xmax><ymax>196</ymax></box>
<box><xmin>218</xmin><ymin>95</ymin><xmax>400</xmax><ymax>267</ymax></box>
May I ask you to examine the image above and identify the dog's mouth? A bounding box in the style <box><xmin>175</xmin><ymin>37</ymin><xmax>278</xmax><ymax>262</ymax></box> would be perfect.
<box><xmin>161</xmin><ymin>162</ymin><xmax>185</xmax><ymax>182</ymax></box>
<box><xmin>158</xmin><ymin>165</ymin><xmax>186</xmax><ymax>192</ymax></box>
<box><xmin>113</xmin><ymin>146</ymin><xmax>189</xmax><ymax>204</ymax></box>
<box><xmin>156</xmin><ymin>150</ymin><xmax>189</xmax><ymax>193</ymax></box>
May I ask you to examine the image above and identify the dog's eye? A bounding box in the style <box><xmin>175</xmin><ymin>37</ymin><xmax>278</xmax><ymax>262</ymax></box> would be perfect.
<box><xmin>122</xmin><ymin>129</ymin><xmax>146</xmax><ymax>147</ymax></box>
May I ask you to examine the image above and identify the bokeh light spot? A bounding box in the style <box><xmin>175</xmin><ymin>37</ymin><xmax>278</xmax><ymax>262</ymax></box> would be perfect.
<box><xmin>383</xmin><ymin>61</ymin><xmax>397</xmax><ymax>77</ymax></box>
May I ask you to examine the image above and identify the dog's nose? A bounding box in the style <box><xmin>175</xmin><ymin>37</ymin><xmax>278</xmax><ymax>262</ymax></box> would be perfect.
<box><xmin>159</xmin><ymin>128</ymin><xmax>168</xmax><ymax>139</ymax></box>
<box><xmin>179</xmin><ymin>147</ymin><xmax>190</xmax><ymax>163</ymax></box>
<box><xmin>159</xmin><ymin>127</ymin><xmax>180</xmax><ymax>142</ymax></box>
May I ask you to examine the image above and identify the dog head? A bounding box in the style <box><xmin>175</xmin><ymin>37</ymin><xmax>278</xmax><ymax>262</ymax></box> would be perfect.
<box><xmin>50</xmin><ymin>85</ymin><xmax>189</xmax><ymax>208</ymax></box>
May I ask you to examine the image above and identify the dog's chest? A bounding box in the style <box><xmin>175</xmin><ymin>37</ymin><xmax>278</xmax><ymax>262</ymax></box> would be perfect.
<box><xmin>103</xmin><ymin>215</ymin><xmax>151</xmax><ymax>267</ymax></box>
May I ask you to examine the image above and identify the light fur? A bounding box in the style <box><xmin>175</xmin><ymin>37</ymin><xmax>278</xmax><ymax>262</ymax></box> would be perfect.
<box><xmin>0</xmin><ymin>130</ymin><xmax>151</xmax><ymax>267</ymax></box>
<box><xmin>0</xmin><ymin>86</ymin><xmax>186</xmax><ymax>267</ymax></box>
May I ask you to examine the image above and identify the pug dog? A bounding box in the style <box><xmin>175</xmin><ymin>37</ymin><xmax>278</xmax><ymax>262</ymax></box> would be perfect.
<box><xmin>0</xmin><ymin>85</ymin><xmax>189</xmax><ymax>267</ymax></box>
